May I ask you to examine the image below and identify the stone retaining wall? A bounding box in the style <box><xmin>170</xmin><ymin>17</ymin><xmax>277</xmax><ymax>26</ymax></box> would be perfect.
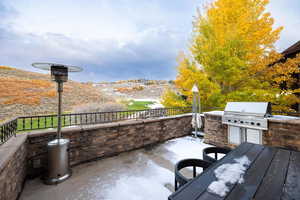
<box><xmin>26</xmin><ymin>114</ymin><xmax>192</xmax><ymax>178</ymax></box>
<box><xmin>204</xmin><ymin>112</ymin><xmax>300</xmax><ymax>150</ymax></box>
<box><xmin>0</xmin><ymin>135</ymin><xmax>27</xmax><ymax>200</ymax></box>
<box><xmin>0</xmin><ymin>114</ymin><xmax>192</xmax><ymax>199</ymax></box>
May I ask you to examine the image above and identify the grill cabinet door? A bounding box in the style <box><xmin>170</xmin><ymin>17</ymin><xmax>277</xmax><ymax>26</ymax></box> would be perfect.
<box><xmin>228</xmin><ymin>126</ymin><xmax>241</xmax><ymax>145</ymax></box>
<box><xmin>246</xmin><ymin>129</ymin><xmax>262</xmax><ymax>144</ymax></box>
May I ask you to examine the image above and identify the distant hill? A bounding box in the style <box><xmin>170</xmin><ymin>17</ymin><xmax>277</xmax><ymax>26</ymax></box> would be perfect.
<box><xmin>0</xmin><ymin>66</ymin><xmax>108</xmax><ymax>121</ymax></box>
<box><xmin>95</xmin><ymin>79</ymin><xmax>175</xmax><ymax>100</ymax></box>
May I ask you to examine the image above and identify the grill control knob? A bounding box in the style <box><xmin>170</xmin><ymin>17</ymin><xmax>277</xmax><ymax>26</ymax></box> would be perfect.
<box><xmin>240</xmin><ymin>121</ymin><xmax>244</xmax><ymax>124</ymax></box>
<box><xmin>228</xmin><ymin>119</ymin><xmax>231</xmax><ymax>122</ymax></box>
<box><xmin>257</xmin><ymin>123</ymin><xmax>261</xmax><ymax>126</ymax></box>
<box><xmin>251</xmin><ymin>122</ymin><xmax>255</xmax><ymax>125</ymax></box>
<box><xmin>234</xmin><ymin>120</ymin><xmax>237</xmax><ymax>123</ymax></box>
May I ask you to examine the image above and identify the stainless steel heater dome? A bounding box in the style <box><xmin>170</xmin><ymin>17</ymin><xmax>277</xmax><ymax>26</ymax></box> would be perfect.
<box><xmin>32</xmin><ymin>62</ymin><xmax>82</xmax><ymax>185</ymax></box>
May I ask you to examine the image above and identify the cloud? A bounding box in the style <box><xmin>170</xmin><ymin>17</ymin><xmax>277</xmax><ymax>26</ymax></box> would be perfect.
<box><xmin>0</xmin><ymin>0</ymin><xmax>200</xmax><ymax>81</ymax></box>
<box><xmin>267</xmin><ymin>0</ymin><xmax>300</xmax><ymax>51</ymax></box>
<box><xmin>0</xmin><ymin>0</ymin><xmax>299</xmax><ymax>82</ymax></box>
<box><xmin>0</xmin><ymin>25</ymin><xmax>184</xmax><ymax>81</ymax></box>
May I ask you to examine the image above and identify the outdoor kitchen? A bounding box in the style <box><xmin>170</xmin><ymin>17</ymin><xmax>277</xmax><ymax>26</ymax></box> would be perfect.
<box><xmin>203</xmin><ymin>102</ymin><xmax>300</xmax><ymax>151</ymax></box>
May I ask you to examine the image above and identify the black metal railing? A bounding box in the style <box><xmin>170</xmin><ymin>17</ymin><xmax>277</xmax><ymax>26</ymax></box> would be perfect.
<box><xmin>16</xmin><ymin>107</ymin><xmax>192</xmax><ymax>131</ymax></box>
<box><xmin>0</xmin><ymin>107</ymin><xmax>192</xmax><ymax>145</ymax></box>
<box><xmin>0</xmin><ymin>117</ymin><xmax>18</xmax><ymax>145</ymax></box>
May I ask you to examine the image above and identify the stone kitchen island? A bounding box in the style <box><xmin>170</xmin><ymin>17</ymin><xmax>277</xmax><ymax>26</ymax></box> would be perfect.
<box><xmin>204</xmin><ymin>110</ymin><xmax>300</xmax><ymax>151</ymax></box>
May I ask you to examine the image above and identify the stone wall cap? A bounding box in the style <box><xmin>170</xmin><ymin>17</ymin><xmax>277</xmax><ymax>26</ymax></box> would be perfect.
<box><xmin>27</xmin><ymin>128</ymin><xmax>58</xmax><ymax>137</ymax></box>
<box><xmin>204</xmin><ymin>111</ymin><xmax>224</xmax><ymax>116</ymax></box>
<box><xmin>0</xmin><ymin>134</ymin><xmax>27</xmax><ymax>174</ymax></box>
<box><xmin>143</xmin><ymin>113</ymin><xmax>192</xmax><ymax>123</ymax></box>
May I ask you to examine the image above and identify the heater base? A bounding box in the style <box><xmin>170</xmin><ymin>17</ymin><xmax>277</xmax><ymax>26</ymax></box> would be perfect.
<box><xmin>43</xmin><ymin>170</ymin><xmax>72</xmax><ymax>185</ymax></box>
<box><xmin>44</xmin><ymin>138</ymin><xmax>71</xmax><ymax>185</ymax></box>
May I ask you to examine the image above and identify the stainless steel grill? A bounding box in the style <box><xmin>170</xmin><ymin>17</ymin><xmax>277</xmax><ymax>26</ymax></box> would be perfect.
<box><xmin>222</xmin><ymin>102</ymin><xmax>272</xmax><ymax>130</ymax></box>
<box><xmin>222</xmin><ymin>102</ymin><xmax>272</xmax><ymax>145</ymax></box>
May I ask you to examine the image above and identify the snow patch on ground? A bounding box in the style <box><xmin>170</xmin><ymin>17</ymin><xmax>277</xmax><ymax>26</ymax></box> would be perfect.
<box><xmin>103</xmin><ymin>160</ymin><xmax>173</xmax><ymax>200</ymax></box>
<box><xmin>164</xmin><ymin>136</ymin><xmax>212</xmax><ymax>163</ymax></box>
<box><xmin>208</xmin><ymin>155</ymin><xmax>250</xmax><ymax>197</ymax></box>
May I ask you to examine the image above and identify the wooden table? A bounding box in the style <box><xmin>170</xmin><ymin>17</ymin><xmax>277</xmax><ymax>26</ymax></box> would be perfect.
<box><xmin>169</xmin><ymin>143</ymin><xmax>300</xmax><ymax>200</ymax></box>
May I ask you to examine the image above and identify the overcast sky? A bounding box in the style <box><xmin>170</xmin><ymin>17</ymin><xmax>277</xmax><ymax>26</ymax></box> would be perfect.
<box><xmin>0</xmin><ymin>0</ymin><xmax>299</xmax><ymax>82</ymax></box>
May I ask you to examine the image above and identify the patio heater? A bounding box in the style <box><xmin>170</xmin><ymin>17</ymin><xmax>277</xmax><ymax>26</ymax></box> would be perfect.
<box><xmin>192</xmin><ymin>84</ymin><xmax>201</xmax><ymax>137</ymax></box>
<box><xmin>32</xmin><ymin>62</ymin><xmax>82</xmax><ymax>184</ymax></box>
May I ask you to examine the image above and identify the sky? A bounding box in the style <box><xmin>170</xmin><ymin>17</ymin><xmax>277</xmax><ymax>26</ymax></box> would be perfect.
<box><xmin>0</xmin><ymin>0</ymin><xmax>299</xmax><ymax>82</ymax></box>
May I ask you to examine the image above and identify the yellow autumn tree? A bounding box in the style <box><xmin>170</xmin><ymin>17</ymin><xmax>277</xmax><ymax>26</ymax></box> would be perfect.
<box><xmin>161</xmin><ymin>52</ymin><xmax>223</xmax><ymax>110</ymax></box>
<box><xmin>162</xmin><ymin>0</ymin><xmax>300</xmax><ymax>111</ymax></box>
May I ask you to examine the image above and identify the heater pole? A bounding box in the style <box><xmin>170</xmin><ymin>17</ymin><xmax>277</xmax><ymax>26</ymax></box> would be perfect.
<box><xmin>57</xmin><ymin>81</ymin><xmax>63</xmax><ymax>140</ymax></box>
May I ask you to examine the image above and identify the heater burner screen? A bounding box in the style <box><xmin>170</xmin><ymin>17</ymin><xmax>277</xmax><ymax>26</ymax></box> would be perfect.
<box><xmin>51</xmin><ymin>65</ymin><xmax>68</xmax><ymax>82</ymax></box>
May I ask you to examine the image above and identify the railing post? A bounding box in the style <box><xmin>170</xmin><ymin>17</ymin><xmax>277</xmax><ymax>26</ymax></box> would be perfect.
<box><xmin>1</xmin><ymin>126</ymin><xmax>3</xmax><ymax>143</ymax></box>
<box><xmin>14</xmin><ymin>119</ymin><xmax>17</xmax><ymax>137</ymax></box>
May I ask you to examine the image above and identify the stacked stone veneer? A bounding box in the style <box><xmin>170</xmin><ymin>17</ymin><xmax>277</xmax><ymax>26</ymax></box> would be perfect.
<box><xmin>265</xmin><ymin>119</ymin><xmax>300</xmax><ymax>151</ymax></box>
<box><xmin>0</xmin><ymin>114</ymin><xmax>192</xmax><ymax>200</ymax></box>
<box><xmin>0</xmin><ymin>135</ymin><xmax>27</xmax><ymax>200</ymax></box>
<box><xmin>26</xmin><ymin>114</ymin><xmax>192</xmax><ymax>178</ymax></box>
<box><xmin>203</xmin><ymin>112</ymin><xmax>230</xmax><ymax>148</ymax></box>
<box><xmin>204</xmin><ymin>111</ymin><xmax>300</xmax><ymax>150</ymax></box>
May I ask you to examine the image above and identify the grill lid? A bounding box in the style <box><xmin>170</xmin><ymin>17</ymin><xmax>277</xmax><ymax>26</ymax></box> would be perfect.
<box><xmin>224</xmin><ymin>102</ymin><xmax>272</xmax><ymax>117</ymax></box>
<box><xmin>222</xmin><ymin>102</ymin><xmax>272</xmax><ymax>130</ymax></box>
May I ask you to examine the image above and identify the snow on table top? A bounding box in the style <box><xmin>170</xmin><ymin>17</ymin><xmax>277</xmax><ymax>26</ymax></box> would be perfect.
<box><xmin>208</xmin><ymin>155</ymin><xmax>250</xmax><ymax>197</ymax></box>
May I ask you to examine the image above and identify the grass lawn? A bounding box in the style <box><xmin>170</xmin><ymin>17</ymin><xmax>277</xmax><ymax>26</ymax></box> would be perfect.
<box><xmin>127</xmin><ymin>101</ymin><xmax>155</xmax><ymax>110</ymax></box>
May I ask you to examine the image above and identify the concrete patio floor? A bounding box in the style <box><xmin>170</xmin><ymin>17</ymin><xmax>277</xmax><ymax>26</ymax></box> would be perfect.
<box><xmin>20</xmin><ymin>136</ymin><xmax>212</xmax><ymax>200</ymax></box>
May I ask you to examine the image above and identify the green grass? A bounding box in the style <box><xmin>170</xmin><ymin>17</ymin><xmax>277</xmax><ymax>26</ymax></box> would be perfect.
<box><xmin>17</xmin><ymin>115</ymin><xmax>71</xmax><ymax>131</ymax></box>
<box><xmin>127</xmin><ymin>101</ymin><xmax>155</xmax><ymax>110</ymax></box>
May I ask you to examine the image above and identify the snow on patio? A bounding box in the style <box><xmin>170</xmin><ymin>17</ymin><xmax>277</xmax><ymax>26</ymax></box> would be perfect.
<box><xmin>20</xmin><ymin>136</ymin><xmax>212</xmax><ymax>200</ymax></box>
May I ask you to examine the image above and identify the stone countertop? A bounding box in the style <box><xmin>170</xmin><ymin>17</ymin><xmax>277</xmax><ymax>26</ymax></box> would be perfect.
<box><xmin>268</xmin><ymin>115</ymin><xmax>300</xmax><ymax>125</ymax></box>
<box><xmin>203</xmin><ymin>111</ymin><xmax>300</xmax><ymax>124</ymax></box>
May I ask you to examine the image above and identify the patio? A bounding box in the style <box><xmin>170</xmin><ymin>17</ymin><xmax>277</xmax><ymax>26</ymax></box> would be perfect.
<box><xmin>20</xmin><ymin>136</ymin><xmax>211</xmax><ymax>200</ymax></box>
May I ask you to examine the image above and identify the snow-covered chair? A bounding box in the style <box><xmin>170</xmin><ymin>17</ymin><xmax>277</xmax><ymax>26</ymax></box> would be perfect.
<box><xmin>203</xmin><ymin>147</ymin><xmax>231</xmax><ymax>163</ymax></box>
<box><xmin>174</xmin><ymin>159</ymin><xmax>212</xmax><ymax>191</ymax></box>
